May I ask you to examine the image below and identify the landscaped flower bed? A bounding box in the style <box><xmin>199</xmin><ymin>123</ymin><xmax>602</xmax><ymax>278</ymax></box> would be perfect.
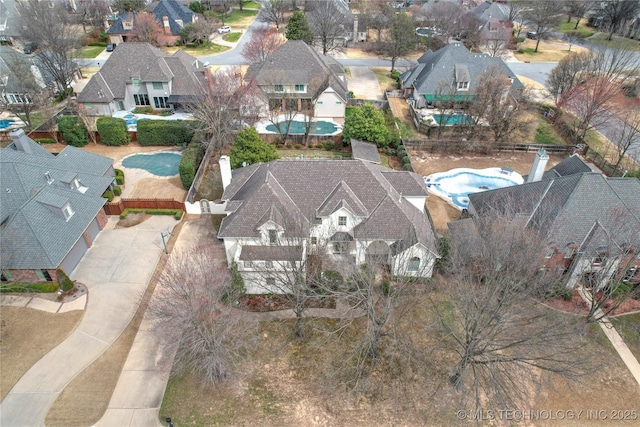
<box><xmin>237</xmin><ymin>294</ymin><xmax>336</xmax><ymax>312</ymax></box>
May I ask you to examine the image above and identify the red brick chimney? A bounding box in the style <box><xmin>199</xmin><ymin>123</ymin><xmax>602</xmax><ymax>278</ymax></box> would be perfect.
<box><xmin>163</xmin><ymin>16</ymin><xmax>170</xmax><ymax>34</ymax></box>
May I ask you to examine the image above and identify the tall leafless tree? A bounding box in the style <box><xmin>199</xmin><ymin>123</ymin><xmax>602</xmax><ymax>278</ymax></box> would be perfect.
<box><xmin>241</xmin><ymin>27</ymin><xmax>285</xmax><ymax>63</ymax></box>
<box><xmin>148</xmin><ymin>245</ymin><xmax>257</xmax><ymax>388</ymax></box>
<box><xmin>599</xmin><ymin>0</ymin><xmax>640</xmax><ymax>40</ymax></box>
<box><xmin>481</xmin><ymin>25</ymin><xmax>512</xmax><ymax>58</ymax></box>
<box><xmin>0</xmin><ymin>51</ymin><xmax>46</xmax><ymax>130</ymax></box>
<box><xmin>17</xmin><ymin>0</ymin><xmax>81</xmax><ymax>91</ymax></box>
<box><xmin>308</xmin><ymin>0</ymin><xmax>350</xmax><ymax>55</ymax></box>
<box><xmin>565</xmin><ymin>0</ymin><xmax>596</xmax><ymax>29</ymax></box>
<box><xmin>434</xmin><ymin>209</ymin><xmax>592</xmax><ymax>409</ymax></box>
<box><xmin>381</xmin><ymin>11</ymin><xmax>416</xmax><ymax>72</ymax></box>
<box><xmin>261</xmin><ymin>0</ymin><xmax>289</xmax><ymax>31</ymax></box>
<box><xmin>522</xmin><ymin>1</ymin><xmax>564</xmax><ymax>52</ymax></box>
<box><xmin>611</xmin><ymin>106</ymin><xmax>640</xmax><ymax>169</ymax></box>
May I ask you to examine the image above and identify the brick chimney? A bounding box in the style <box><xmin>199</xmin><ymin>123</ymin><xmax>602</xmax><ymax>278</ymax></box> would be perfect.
<box><xmin>219</xmin><ymin>155</ymin><xmax>232</xmax><ymax>190</ymax></box>
<box><xmin>163</xmin><ymin>16</ymin><xmax>170</xmax><ymax>34</ymax></box>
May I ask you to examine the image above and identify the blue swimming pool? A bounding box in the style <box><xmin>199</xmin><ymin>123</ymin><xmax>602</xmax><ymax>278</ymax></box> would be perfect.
<box><xmin>0</xmin><ymin>119</ymin><xmax>15</xmax><ymax>129</ymax></box>
<box><xmin>266</xmin><ymin>120</ymin><xmax>340</xmax><ymax>135</ymax></box>
<box><xmin>432</xmin><ymin>113</ymin><xmax>474</xmax><ymax>126</ymax></box>
<box><xmin>425</xmin><ymin>168</ymin><xmax>523</xmax><ymax>210</ymax></box>
<box><xmin>122</xmin><ymin>152</ymin><xmax>182</xmax><ymax>177</ymax></box>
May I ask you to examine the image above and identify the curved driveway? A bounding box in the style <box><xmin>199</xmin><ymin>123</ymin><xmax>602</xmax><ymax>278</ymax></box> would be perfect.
<box><xmin>0</xmin><ymin>215</ymin><xmax>178</xmax><ymax>427</ymax></box>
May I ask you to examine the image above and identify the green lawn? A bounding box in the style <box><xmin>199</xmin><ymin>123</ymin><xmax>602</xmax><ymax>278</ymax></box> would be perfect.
<box><xmin>558</xmin><ymin>20</ymin><xmax>595</xmax><ymax>38</ymax></box>
<box><xmin>244</xmin><ymin>1</ymin><xmax>261</xmax><ymax>8</ymax></box>
<box><xmin>223</xmin><ymin>32</ymin><xmax>242</xmax><ymax>43</ymax></box>
<box><xmin>205</xmin><ymin>8</ymin><xmax>258</xmax><ymax>24</ymax></box>
<box><xmin>534</xmin><ymin>119</ymin><xmax>564</xmax><ymax>144</ymax></box>
<box><xmin>371</xmin><ymin>67</ymin><xmax>396</xmax><ymax>88</ymax></box>
<box><xmin>166</xmin><ymin>43</ymin><xmax>230</xmax><ymax>57</ymax></box>
<box><xmin>71</xmin><ymin>46</ymin><xmax>104</xmax><ymax>59</ymax></box>
<box><xmin>589</xmin><ymin>33</ymin><xmax>640</xmax><ymax>52</ymax></box>
<box><xmin>610</xmin><ymin>313</ymin><xmax>640</xmax><ymax>361</ymax></box>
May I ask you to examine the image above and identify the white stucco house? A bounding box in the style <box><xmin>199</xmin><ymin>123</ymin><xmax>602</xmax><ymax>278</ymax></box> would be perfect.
<box><xmin>217</xmin><ymin>156</ymin><xmax>440</xmax><ymax>294</ymax></box>
<box><xmin>244</xmin><ymin>40</ymin><xmax>349</xmax><ymax>124</ymax></box>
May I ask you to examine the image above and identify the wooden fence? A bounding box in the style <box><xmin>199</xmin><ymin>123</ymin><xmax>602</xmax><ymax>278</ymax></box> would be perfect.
<box><xmin>402</xmin><ymin>139</ymin><xmax>577</xmax><ymax>154</ymax></box>
<box><xmin>104</xmin><ymin>198</ymin><xmax>185</xmax><ymax>216</ymax></box>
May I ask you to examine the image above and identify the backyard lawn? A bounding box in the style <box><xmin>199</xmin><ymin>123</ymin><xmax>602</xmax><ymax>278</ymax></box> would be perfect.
<box><xmin>71</xmin><ymin>46</ymin><xmax>104</xmax><ymax>59</ymax></box>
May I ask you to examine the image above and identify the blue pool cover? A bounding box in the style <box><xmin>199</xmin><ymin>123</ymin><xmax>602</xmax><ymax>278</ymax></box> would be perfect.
<box><xmin>122</xmin><ymin>152</ymin><xmax>182</xmax><ymax>177</ymax></box>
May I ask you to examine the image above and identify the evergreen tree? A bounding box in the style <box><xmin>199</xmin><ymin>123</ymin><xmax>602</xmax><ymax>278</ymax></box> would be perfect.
<box><xmin>285</xmin><ymin>10</ymin><xmax>313</xmax><ymax>44</ymax></box>
<box><xmin>228</xmin><ymin>128</ymin><xmax>279</xmax><ymax>168</ymax></box>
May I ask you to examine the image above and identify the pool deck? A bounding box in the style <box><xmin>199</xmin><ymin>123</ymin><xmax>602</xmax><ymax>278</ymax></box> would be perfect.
<box><xmin>115</xmin><ymin>149</ymin><xmax>183</xmax><ymax>198</ymax></box>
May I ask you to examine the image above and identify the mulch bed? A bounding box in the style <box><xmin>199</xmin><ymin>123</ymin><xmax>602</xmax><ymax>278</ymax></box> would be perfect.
<box><xmin>543</xmin><ymin>291</ymin><xmax>640</xmax><ymax>317</ymax></box>
<box><xmin>237</xmin><ymin>294</ymin><xmax>336</xmax><ymax>312</ymax></box>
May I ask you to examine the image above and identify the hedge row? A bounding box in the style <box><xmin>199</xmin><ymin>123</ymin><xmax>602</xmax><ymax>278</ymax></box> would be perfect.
<box><xmin>96</xmin><ymin>117</ymin><xmax>129</xmax><ymax>146</ymax></box>
<box><xmin>136</xmin><ymin>120</ymin><xmax>196</xmax><ymax>146</ymax></box>
<box><xmin>115</xmin><ymin>169</ymin><xmax>125</xmax><ymax>185</ymax></box>
<box><xmin>35</xmin><ymin>138</ymin><xmax>57</xmax><ymax>144</ymax></box>
<box><xmin>179</xmin><ymin>135</ymin><xmax>206</xmax><ymax>190</ymax></box>
<box><xmin>58</xmin><ymin>116</ymin><xmax>89</xmax><ymax>147</ymax></box>
<box><xmin>0</xmin><ymin>282</ymin><xmax>59</xmax><ymax>293</ymax></box>
<box><xmin>120</xmin><ymin>208</ymin><xmax>183</xmax><ymax>220</ymax></box>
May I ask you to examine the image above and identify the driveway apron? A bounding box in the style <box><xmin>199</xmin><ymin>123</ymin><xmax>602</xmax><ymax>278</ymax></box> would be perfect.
<box><xmin>0</xmin><ymin>216</ymin><xmax>178</xmax><ymax>427</ymax></box>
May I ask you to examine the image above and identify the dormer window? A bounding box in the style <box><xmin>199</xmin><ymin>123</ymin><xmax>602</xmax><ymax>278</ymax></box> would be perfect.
<box><xmin>268</xmin><ymin>229</ymin><xmax>277</xmax><ymax>244</ymax></box>
<box><xmin>295</xmin><ymin>84</ymin><xmax>305</xmax><ymax>92</ymax></box>
<box><xmin>62</xmin><ymin>203</ymin><xmax>74</xmax><ymax>221</ymax></box>
<box><xmin>338</xmin><ymin>216</ymin><xmax>347</xmax><ymax>226</ymax></box>
<box><xmin>71</xmin><ymin>178</ymin><xmax>80</xmax><ymax>190</ymax></box>
<box><xmin>457</xmin><ymin>81</ymin><xmax>469</xmax><ymax>90</ymax></box>
<box><xmin>274</xmin><ymin>85</ymin><xmax>283</xmax><ymax>92</ymax></box>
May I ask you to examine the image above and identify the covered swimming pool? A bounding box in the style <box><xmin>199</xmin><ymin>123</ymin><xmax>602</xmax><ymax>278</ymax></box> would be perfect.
<box><xmin>121</xmin><ymin>152</ymin><xmax>182</xmax><ymax>177</ymax></box>
<box><xmin>265</xmin><ymin>120</ymin><xmax>340</xmax><ymax>135</ymax></box>
<box><xmin>425</xmin><ymin>167</ymin><xmax>523</xmax><ymax>210</ymax></box>
<box><xmin>431</xmin><ymin>113</ymin><xmax>474</xmax><ymax>126</ymax></box>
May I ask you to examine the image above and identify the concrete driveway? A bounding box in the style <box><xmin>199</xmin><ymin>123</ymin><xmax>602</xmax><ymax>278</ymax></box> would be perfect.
<box><xmin>0</xmin><ymin>215</ymin><xmax>179</xmax><ymax>427</ymax></box>
<box><xmin>348</xmin><ymin>67</ymin><xmax>384</xmax><ymax>100</ymax></box>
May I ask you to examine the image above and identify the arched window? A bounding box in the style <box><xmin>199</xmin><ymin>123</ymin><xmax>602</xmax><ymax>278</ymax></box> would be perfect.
<box><xmin>408</xmin><ymin>257</ymin><xmax>420</xmax><ymax>271</ymax></box>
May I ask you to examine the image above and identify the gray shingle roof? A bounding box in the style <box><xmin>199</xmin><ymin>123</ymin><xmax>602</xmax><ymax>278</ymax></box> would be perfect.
<box><xmin>219</xmin><ymin>160</ymin><xmax>438</xmax><ymax>256</ymax></box>
<box><xmin>246</xmin><ymin>40</ymin><xmax>349</xmax><ymax>102</ymax></box>
<box><xmin>471</xmin><ymin>1</ymin><xmax>510</xmax><ymax>24</ymax></box>
<box><xmin>350</xmin><ymin>139</ymin><xmax>381</xmax><ymax>164</ymax></box>
<box><xmin>108</xmin><ymin>0</ymin><xmax>195</xmax><ymax>36</ymax></box>
<box><xmin>0</xmin><ymin>132</ymin><xmax>113</xmax><ymax>269</ymax></box>
<box><xmin>400</xmin><ymin>43</ymin><xmax>523</xmax><ymax>99</ymax></box>
<box><xmin>468</xmin><ymin>173</ymin><xmax>640</xmax><ymax>249</ymax></box>
<box><xmin>239</xmin><ymin>245</ymin><xmax>303</xmax><ymax>261</ymax></box>
<box><xmin>77</xmin><ymin>43</ymin><xmax>206</xmax><ymax>104</ymax></box>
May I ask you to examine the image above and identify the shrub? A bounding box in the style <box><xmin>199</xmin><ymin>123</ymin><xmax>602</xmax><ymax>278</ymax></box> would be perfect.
<box><xmin>402</xmin><ymin>155</ymin><xmax>410</xmax><ymax>165</ymax></box>
<box><xmin>179</xmin><ymin>136</ymin><xmax>205</xmax><ymax>189</ymax></box>
<box><xmin>88</xmin><ymin>41</ymin><xmax>108</xmax><ymax>47</ymax></box>
<box><xmin>102</xmin><ymin>190</ymin><xmax>114</xmax><ymax>202</ymax></box>
<box><xmin>53</xmin><ymin>87</ymin><xmax>74</xmax><ymax>103</ymax></box>
<box><xmin>115</xmin><ymin>175</ymin><xmax>124</xmax><ymax>185</ymax></box>
<box><xmin>56</xmin><ymin>269</ymin><xmax>74</xmax><ymax>292</ymax></box>
<box><xmin>137</xmin><ymin>120</ymin><xmax>196</xmax><ymax>146</ymax></box>
<box><xmin>58</xmin><ymin>116</ymin><xmax>89</xmax><ymax>147</ymax></box>
<box><xmin>316</xmin><ymin>143</ymin><xmax>324</xmax><ymax>150</ymax></box>
<box><xmin>96</xmin><ymin>117</ymin><xmax>129</xmax><ymax>146</ymax></box>
<box><xmin>295</xmin><ymin>144</ymin><xmax>302</xmax><ymax>149</ymax></box>
<box><xmin>402</xmin><ymin>164</ymin><xmax>413</xmax><ymax>171</ymax></box>
<box><xmin>35</xmin><ymin>138</ymin><xmax>57</xmax><ymax>144</ymax></box>
<box><xmin>0</xmin><ymin>282</ymin><xmax>58</xmax><ymax>293</ymax></box>
<box><xmin>228</xmin><ymin>128</ymin><xmax>279</xmax><ymax>168</ymax></box>
<box><xmin>324</xmin><ymin>142</ymin><xmax>335</xmax><ymax>151</ymax></box>
<box><xmin>381</xmin><ymin>281</ymin><xmax>391</xmax><ymax>295</ymax></box>
<box><xmin>120</xmin><ymin>208</ymin><xmax>183</xmax><ymax>220</ymax></box>
<box><xmin>612</xmin><ymin>281</ymin><xmax>634</xmax><ymax>298</ymax></box>
<box><xmin>133</xmin><ymin>106</ymin><xmax>153</xmax><ymax>114</ymax></box>
<box><xmin>223</xmin><ymin>261</ymin><xmax>246</xmax><ymax>302</ymax></box>
<box><xmin>113</xmin><ymin>186</ymin><xmax>122</xmax><ymax>196</ymax></box>
<box><xmin>99</xmin><ymin>32</ymin><xmax>109</xmax><ymax>42</ymax></box>
<box><xmin>115</xmin><ymin>168</ymin><xmax>124</xmax><ymax>177</ymax></box>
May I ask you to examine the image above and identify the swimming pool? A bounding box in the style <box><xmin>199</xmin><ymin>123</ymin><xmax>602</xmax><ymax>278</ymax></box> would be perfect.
<box><xmin>425</xmin><ymin>167</ymin><xmax>523</xmax><ymax>210</ymax></box>
<box><xmin>432</xmin><ymin>113</ymin><xmax>474</xmax><ymax>126</ymax></box>
<box><xmin>265</xmin><ymin>120</ymin><xmax>341</xmax><ymax>135</ymax></box>
<box><xmin>121</xmin><ymin>152</ymin><xmax>182</xmax><ymax>177</ymax></box>
<box><xmin>0</xmin><ymin>119</ymin><xmax>15</xmax><ymax>129</ymax></box>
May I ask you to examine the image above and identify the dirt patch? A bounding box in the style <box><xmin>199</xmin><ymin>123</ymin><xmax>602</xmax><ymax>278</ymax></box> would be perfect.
<box><xmin>409</xmin><ymin>150</ymin><xmax>568</xmax><ymax>234</ymax></box>
<box><xmin>388</xmin><ymin>97</ymin><xmax>414</xmax><ymax>123</ymax></box>
<box><xmin>124</xmin><ymin>175</ymin><xmax>187</xmax><ymax>200</ymax></box>
<box><xmin>0</xmin><ymin>307</ymin><xmax>84</xmax><ymax>400</ymax></box>
<box><xmin>45</xmin><ymin>142</ymin><xmax>169</xmax><ymax>163</ymax></box>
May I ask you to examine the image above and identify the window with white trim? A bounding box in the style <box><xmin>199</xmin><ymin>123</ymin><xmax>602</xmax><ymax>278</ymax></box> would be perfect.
<box><xmin>274</xmin><ymin>84</ymin><xmax>283</xmax><ymax>92</ymax></box>
<box><xmin>408</xmin><ymin>257</ymin><xmax>420</xmax><ymax>271</ymax></box>
<box><xmin>457</xmin><ymin>81</ymin><xmax>469</xmax><ymax>90</ymax></box>
<box><xmin>295</xmin><ymin>84</ymin><xmax>305</xmax><ymax>92</ymax></box>
<box><xmin>153</xmin><ymin>96</ymin><xmax>169</xmax><ymax>109</ymax></box>
<box><xmin>338</xmin><ymin>216</ymin><xmax>347</xmax><ymax>226</ymax></box>
<box><xmin>152</xmin><ymin>82</ymin><xmax>163</xmax><ymax>90</ymax></box>
<box><xmin>133</xmin><ymin>94</ymin><xmax>150</xmax><ymax>106</ymax></box>
<box><xmin>268</xmin><ymin>229</ymin><xmax>277</xmax><ymax>244</ymax></box>
<box><xmin>62</xmin><ymin>203</ymin><xmax>74</xmax><ymax>221</ymax></box>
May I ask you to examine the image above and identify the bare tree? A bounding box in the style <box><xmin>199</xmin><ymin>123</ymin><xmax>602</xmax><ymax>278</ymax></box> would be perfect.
<box><xmin>261</xmin><ymin>0</ymin><xmax>289</xmax><ymax>31</ymax></box>
<box><xmin>234</xmin><ymin>0</ymin><xmax>250</xmax><ymax>11</ymax></box>
<box><xmin>570</xmin><ymin>211</ymin><xmax>640</xmax><ymax>323</ymax></box>
<box><xmin>481</xmin><ymin>25</ymin><xmax>512</xmax><ymax>58</ymax></box>
<box><xmin>308</xmin><ymin>0</ymin><xmax>350</xmax><ymax>55</ymax></box>
<box><xmin>0</xmin><ymin>51</ymin><xmax>47</xmax><ymax>130</ymax></box>
<box><xmin>522</xmin><ymin>1</ymin><xmax>564</xmax><ymax>52</ymax></box>
<box><xmin>424</xmin><ymin>1</ymin><xmax>464</xmax><ymax>43</ymax></box>
<box><xmin>148</xmin><ymin>245</ymin><xmax>256</xmax><ymax>388</ymax></box>
<box><xmin>17</xmin><ymin>0</ymin><xmax>82</xmax><ymax>91</ymax></box>
<box><xmin>77</xmin><ymin>0</ymin><xmax>111</xmax><ymax>34</ymax></box>
<box><xmin>547</xmin><ymin>50</ymin><xmax>592</xmax><ymax>105</ymax></box>
<box><xmin>434</xmin><ymin>210</ymin><xmax>591</xmax><ymax>409</ymax></box>
<box><xmin>470</xmin><ymin>66</ymin><xmax>534</xmax><ymax>143</ymax></box>
<box><xmin>241</xmin><ymin>27</ymin><xmax>285</xmax><ymax>63</ymax></box>
<box><xmin>565</xmin><ymin>0</ymin><xmax>596</xmax><ymax>30</ymax></box>
<box><xmin>599</xmin><ymin>0</ymin><xmax>640</xmax><ymax>41</ymax></box>
<box><xmin>189</xmin><ymin>67</ymin><xmax>262</xmax><ymax>152</ymax></box>
<box><xmin>611</xmin><ymin>107</ymin><xmax>640</xmax><ymax>169</ymax></box>
<box><xmin>180</xmin><ymin>20</ymin><xmax>217</xmax><ymax>46</ymax></box>
<box><xmin>129</xmin><ymin>12</ymin><xmax>165</xmax><ymax>46</ymax></box>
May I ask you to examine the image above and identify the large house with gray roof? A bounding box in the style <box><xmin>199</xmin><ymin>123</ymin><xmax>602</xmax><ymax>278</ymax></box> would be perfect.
<box><xmin>0</xmin><ymin>129</ymin><xmax>115</xmax><ymax>282</ymax></box>
<box><xmin>77</xmin><ymin>43</ymin><xmax>208</xmax><ymax>116</ymax></box>
<box><xmin>245</xmin><ymin>40</ymin><xmax>349</xmax><ymax>123</ymax></box>
<box><xmin>107</xmin><ymin>0</ymin><xmax>197</xmax><ymax>45</ymax></box>
<box><xmin>217</xmin><ymin>157</ymin><xmax>440</xmax><ymax>294</ymax></box>
<box><xmin>453</xmin><ymin>154</ymin><xmax>640</xmax><ymax>289</ymax></box>
<box><xmin>400</xmin><ymin>43</ymin><xmax>522</xmax><ymax>108</ymax></box>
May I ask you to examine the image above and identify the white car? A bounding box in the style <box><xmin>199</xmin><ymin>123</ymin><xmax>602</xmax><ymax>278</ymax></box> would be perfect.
<box><xmin>217</xmin><ymin>26</ymin><xmax>231</xmax><ymax>34</ymax></box>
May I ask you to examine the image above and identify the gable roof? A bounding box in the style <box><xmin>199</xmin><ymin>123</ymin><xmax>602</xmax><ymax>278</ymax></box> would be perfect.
<box><xmin>471</xmin><ymin>1</ymin><xmax>510</xmax><ymax>24</ymax></box>
<box><xmin>467</xmin><ymin>173</ymin><xmax>640</xmax><ymax>250</ymax></box>
<box><xmin>0</xmin><ymin>130</ymin><xmax>114</xmax><ymax>269</ymax></box>
<box><xmin>245</xmin><ymin>40</ymin><xmax>349</xmax><ymax>102</ymax></box>
<box><xmin>218</xmin><ymin>160</ymin><xmax>438</xmax><ymax>256</ymax></box>
<box><xmin>108</xmin><ymin>0</ymin><xmax>195</xmax><ymax>36</ymax></box>
<box><xmin>0</xmin><ymin>46</ymin><xmax>60</xmax><ymax>92</ymax></box>
<box><xmin>77</xmin><ymin>43</ymin><xmax>206</xmax><ymax>104</ymax></box>
<box><xmin>400</xmin><ymin>43</ymin><xmax>522</xmax><ymax>99</ymax></box>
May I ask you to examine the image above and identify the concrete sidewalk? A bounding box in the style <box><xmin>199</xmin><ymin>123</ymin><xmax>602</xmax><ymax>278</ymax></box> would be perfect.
<box><xmin>95</xmin><ymin>217</ymin><xmax>218</xmax><ymax>427</ymax></box>
<box><xmin>347</xmin><ymin>67</ymin><xmax>384</xmax><ymax>100</ymax></box>
<box><xmin>0</xmin><ymin>216</ymin><xmax>179</xmax><ymax>427</ymax></box>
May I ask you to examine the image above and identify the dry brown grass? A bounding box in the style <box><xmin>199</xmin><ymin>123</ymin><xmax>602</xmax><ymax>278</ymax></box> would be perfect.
<box><xmin>514</xmin><ymin>38</ymin><xmax>590</xmax><ymax>62</ymax></box>
<box><xmin>0</xmin><ymin>307</ymin><xmax>84</xmax><ymax>401</ymax></box>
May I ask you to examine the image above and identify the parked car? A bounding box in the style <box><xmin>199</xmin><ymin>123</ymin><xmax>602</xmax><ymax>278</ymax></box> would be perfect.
<box><xmin>23</xmin><ymin>42</ymin><xmax>37</xmax><ymax>54</ymax></box>
<box><xmin>106</xmin><ymin>43</ymin><xmax>116</xmax><ymax>52</ymax></box>
<box><xmin>526</xmin><ymin>31</ymin><xmax>538</xmax><ymax>40</ymax></box>
<box><xmin>217</xmin><ymin>25</ymin><xmax>231</xmax><ymax>34</ymax></box>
